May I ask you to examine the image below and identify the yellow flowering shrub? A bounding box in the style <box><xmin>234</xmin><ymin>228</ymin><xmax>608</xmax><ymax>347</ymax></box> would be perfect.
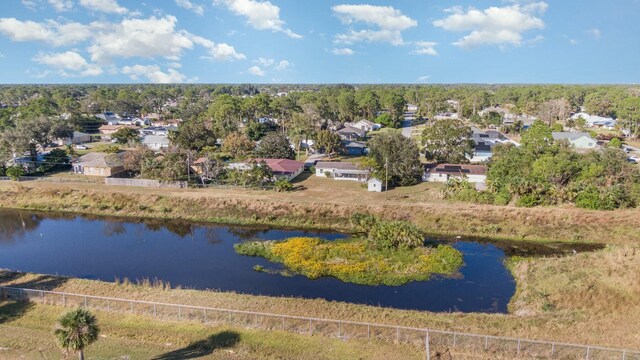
<box><xmin>235</xmin><ymin>237</ymin><xmax>463</xmax><ymax>286</ymax></box>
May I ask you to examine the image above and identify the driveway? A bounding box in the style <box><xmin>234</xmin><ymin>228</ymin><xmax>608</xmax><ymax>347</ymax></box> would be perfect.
<box><xmin>401</xmin><ymin>118</ymin><xmax>413</xmax><ymax>138</ymax></box>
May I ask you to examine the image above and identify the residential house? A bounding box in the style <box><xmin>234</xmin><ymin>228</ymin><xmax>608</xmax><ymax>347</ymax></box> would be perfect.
<box><xmin>423</xmin><ymin>164</ymin><xmax>488</xmax><ymax>184</ymax></box>
<box><xmin>503</xmin><ymin>114</ymin><xmax>537</xmax><ymax>128</ymax></box>
<box><xmin>342</xmin><ymin>141</ymin><xmax>367</xmax><ymax>156</ymax></box>
<box><xmin>478</xmin><ymin>106</ymin><xmax>509</xmax><ymax>117</ymax></box>
<box><xmin>434</xmin><ymin>112</ymin><xmax>459</xmax><ymax>120</ymax></box>
<box><xmin>98</xmin><ymin>125</ymin><xmax>137</xmax><ymax>138</ymax></box>
<box><xmin>350</xmin><ymin>119</ymin><xmax>381</xmax><ymax>132</ymax></box>
<box><xmin>552</xmin><ymin>132</ymin><xmax>598</xmax><ymax>150</ymax></box>
<box><xmin>231</xmin><ymin>158</ymin><xmax>305</xmax><ymax>181</ymax></box>
<box><xmin>72</xmin><ymin>152</ymin><xmax>126</xmax><ymax>176</ymax></box>
<box><xmin>56</xmin><ymin>131</ymin><xmax>91</xmax><ymax>146</ymax></box>
<box><xmin>140</xmin><ymin>126</ymin><xmax>176</xmax><ymax>136</ymax></box>
<box><xmin>315</xmin><ymin>161</ymin><xmax>369</xmax><ymax>182</ymax></box>
<box><xmin>367</xmin><ymin>178</ymin><xmax>385</xmax><ymax>192</ymax></box>
<box><xmin>336</xmin><ymin>126</ymin><xmax>366</xmax><ymax>141</ymax></box>
<box><xmin>95</xmin><ymin>112</ymin><xmax>120</xmax><ymax>125</ymax></box>
<box><xmin>570</xmin><ymin>112</ymin><xmax>616</xmax><ymax>129</ymax></box>
<box><xmin>142</xmin><ymin>135</ymin><xmax>170</xmax><ymax>151</ymax></box>
<box><xmin>469</xmin><ymin>128</ymin><xmax>516</xmax><ymax>163</ymax></box>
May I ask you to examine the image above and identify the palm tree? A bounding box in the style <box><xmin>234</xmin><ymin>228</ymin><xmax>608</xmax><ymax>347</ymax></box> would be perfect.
<box><xmin>54</xmin><ymin>308</ymin><xmax>100</xmax><ymax>360</ymax></box>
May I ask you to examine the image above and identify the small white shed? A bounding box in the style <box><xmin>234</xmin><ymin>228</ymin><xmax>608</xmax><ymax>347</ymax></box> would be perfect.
<box><xmin>368</xmin><ymin>178</ymin><xmax>385</xmax><ymax>192</ymax></box>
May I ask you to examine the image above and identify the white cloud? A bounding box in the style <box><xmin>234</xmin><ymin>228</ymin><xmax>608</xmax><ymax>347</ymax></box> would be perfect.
<box><xmin>526</xmin><ymin>35</ymin><xmax>544</xmax><ymax>47</ymax></box>
<box><xmin>0</xmin><ymin>52</ymin><xmax>4</xmax><ymax>58</ymax></box>
<box><xmin>248</xmin><ymin>65</ymin><xmax>265</xmax><ymax>76</ymax></box>
<box><xmin>256</xmin><ymin>57</ymin><xmax>274</xmax><ymax>67</ymax></box>
<box><xmin>412</xmin><ymin>41</ymin><xmax>438</xmax><ymax>56</ymax></box>
<box><xmin>21</xmin><ymin>0</ymin><xmax>38</xmax><ymax>11</ymax></box>
<box><xmin>215</xmin><ymin>0</ymin><xmax>302</xmax><ymax>39</ymax></box>
<box><xmin>569</xmin><ymin>39</ymin><xmax>578</xmax><ymax>45</ymax></box>
<box><xmin>433</xmin><ymin>2</ymin><xmax>547</xmax><ymax>48</ymax></box>
<box><xmin>586</xmin><ymin>28</ymin><xmax>601</xmax><ymax>39</ymax></box>
<box><xmin>332</xmin><ymin>4</ymin><xmax>417</xmax><ymax>46</ymax></box>
<box><xmin>190</xmin><ymin>34</ymin><xmax>246</xmax><ymax>61</ymax></box>
<box><xmin>168</xmin><ymin>62</ymin><xmax>182</xmax><ymax>68</ymax></box>
<box><xmin>417</xmin><ymin>75</ymin><xmax>430</xmax><ymax>82</ymax></box>
<box><xmin>88</xmin><ymin>16</ymin><xmax>192</xmax><ymax>63</ymax></box>
<box><xmin>252</xmin><ymin>58</ymin><xmax>290</xmax><ymax>71</ymax></box>
<box><xmin>87</xmin><ymin>16</ymin><xmax>244</xmax><ymax>64</ymax></box>
<box><xmin>175</xmin><ymin>0</ymin><xmax>205</xmax><ymax>16</ymax></box>
<box><xmin>331</xmin><ymin>47</ymin><xmax>354</xmax><ymax>56</ymax></box>
<box><xmin>0</xmin><ymin>15</ymin><xmax>245</xmax><ymax>67</ymax></box>
<box><xmin>33</xmin><ymin>51</ymin><xmax>103</xmax><ymax>77</ymax></box>
<box><xmin>274</xmin><ymin>60</ymin><xmax>290</xmax><ymax>71</ymax></box>
<box><xmin>122</xmin><ymin>64</ymin><xmax>187</xmax><ymax>83</ymax></box>
<box><xmin>48</xmin><ymin>0</ymin><xmax>73</xmax><ymax>12</ymax></box>
<box><xmin>79</xmin><ymin>0</ymin><xmax>128</xmax><ymax>14</ymax></box>
<box><xmin>0</xmin><ymin>18</ymin><xmax>93</xmax><ymax>46</ymax></box>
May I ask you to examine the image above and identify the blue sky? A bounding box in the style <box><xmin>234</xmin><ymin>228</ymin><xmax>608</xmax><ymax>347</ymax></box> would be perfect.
<box><xmin>0</xmin><ymin>0</ymin><xmax>638</xmax><ymax>84</ymax></box>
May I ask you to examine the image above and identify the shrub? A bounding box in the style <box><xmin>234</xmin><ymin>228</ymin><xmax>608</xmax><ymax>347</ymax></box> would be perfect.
<box><xmin>516</xmin><ymin>194</ymin><xmax>540</xmax><ymax>207</ymax></box>
<box><xmin>6</xmin><ymin>166</ymin><xmax>24</xmax><ymax>181</ymax></box>
<box><xmin>368</xmin><ymin>221</ymin><xmax>424</xmax><ymax>250</ymax></box>
<box><xmin>575</xmin><ymin>186</ymin><xmax>603</xmax><ymax>210</ymax></box>
<box><xmin>274</xmin><ymin>178</ymin><xmax>293</xmax><ymax>192</ymax></box>
<box><xmin>0</xmin><ymin>165</ymin><xmax>5</xmax><ymax>176</ymax></box>
<box><xmin>493</xmin><ymin>189</ymin><xmax>512</xmax><ymax>205</ymax></box>
<box><xmin>350</xmin><ymin>213</ymin><xmax>378</xmax><ymax>234</ymax></box>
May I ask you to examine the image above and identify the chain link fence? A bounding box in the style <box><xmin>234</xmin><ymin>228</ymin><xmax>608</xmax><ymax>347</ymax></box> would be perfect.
<box><xmin>1</xmin><ymin>286</ymin><xmax>638</xmax><ymax>360</ymax></box>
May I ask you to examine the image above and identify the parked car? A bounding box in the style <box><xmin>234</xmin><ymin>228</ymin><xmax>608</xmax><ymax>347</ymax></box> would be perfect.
<box><xmin>628</xmin><ymin>156</ymin><xmax>639</xmax><ymax>164</ymax></box>
<box><xmin>75</xmin><ymin>144</ymin><xmax>88</xmax><ymax>150</ymax></box>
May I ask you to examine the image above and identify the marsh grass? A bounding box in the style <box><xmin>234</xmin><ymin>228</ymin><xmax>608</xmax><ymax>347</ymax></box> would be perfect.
<box><xmin>235</xmin><ymin>237</ymin><xmax>463</xmax><ymax>286</ymax></box>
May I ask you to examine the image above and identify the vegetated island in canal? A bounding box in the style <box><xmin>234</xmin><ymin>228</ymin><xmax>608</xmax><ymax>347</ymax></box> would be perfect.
<box><xmin>235</xmin><ymin>214</ymin><xmax>464</xmax><ymax>286</ymax></box>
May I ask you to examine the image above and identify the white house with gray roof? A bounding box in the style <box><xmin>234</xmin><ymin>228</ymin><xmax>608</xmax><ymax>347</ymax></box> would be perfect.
<box><xmin>315</xmin><ymin>161</ymin><xmax>370</xmax><ymax>182</ymax></box>
<box><xmin>552</xmin><ymin>132</ymin><xmax>598</xmax><ymax>150</ymax></box>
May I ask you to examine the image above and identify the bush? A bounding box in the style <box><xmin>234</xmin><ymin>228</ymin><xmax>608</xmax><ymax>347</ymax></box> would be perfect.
<box><xmin>575</xmin><ymin>190</ymin><xmax>598</xmax><ymax>209</ymax></box>
<box><xmin>274</xmin><ymin>178</ymin><xmax>293</xmax><ymax>192</ymax></box>
<box><xmin>6</xmin><ymin>166</ymin><xmax>24</xmax><ymax>181</ymax></box>
<box><xmin>493</xmin><ymin>189</ymin><xmax>512</xmax><ymax>205</ymax></box>
<box><xmin>350</xmin><ymin>213</ymin><xmax>378</xmax><ymax>234</ymax></box>
<box><xmin>608</xmin><ymin>137</ymin><xmax>622</xmax><ymax>148</ymax></box>
<box><xmin>516</xmin><ymin>194</ymin><xmax>540</xmax><ymax>207</ymax></box>
<box><xmin>368</xmin><ymin>221</ymin><xmax>424</xmax><ymax>250</ymax></box>
<box><xmin>0</xmin><ymin>166</ymin><xmax>5</xmax><ymax>176</ymax></box>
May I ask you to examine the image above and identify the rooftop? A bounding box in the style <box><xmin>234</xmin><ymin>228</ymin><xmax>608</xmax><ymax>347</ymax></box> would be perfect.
<box><xmin>315</xmin><ymin>161</ymin><xmax>360</xmax><ymax>170</ymax></box>
<box><xmin>552</xmin><ymin>132</ymin><xmax>593</xmax><ymax>141</ymax></box>
<box><xmin>427</xmin><ymin>163</ymin><xmax>488</xmax><ymax>176</ymax></box>
<box><xmin>250</xmin><ymin>158</ymin><xmax>305</xmax><ymax>174</ymax></box>
<box><xmin>74</xmin><ymin>152</ymin><xmax>125</xmax><ymax>168</ymax></box>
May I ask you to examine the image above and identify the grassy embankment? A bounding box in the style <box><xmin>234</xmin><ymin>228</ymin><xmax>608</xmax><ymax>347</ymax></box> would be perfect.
<box><xmin>1</xmin><ymin>177</ymin><xmax>639</xmax><ymax>245</ymax></box>
<box><xmin>235</xmin><ymin>237</ymin><xmax>463</xmax><ymax>285</ymax></box>
<box><xmin>0</xmin><ymin>301</ymin><xmax>427</xmax><ymax>360</ymax></box>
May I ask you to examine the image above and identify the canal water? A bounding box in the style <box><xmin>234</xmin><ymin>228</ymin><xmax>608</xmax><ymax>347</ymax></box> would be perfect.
<box><xmin>0</xmin><ymin>209</ymin><xmax>516</xmax><ymax>313</ymax></box>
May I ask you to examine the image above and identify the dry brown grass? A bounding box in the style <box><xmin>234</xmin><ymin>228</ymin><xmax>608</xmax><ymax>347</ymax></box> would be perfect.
<box><xmin>1</xmin><ymin>179</ymin><xmax>639</xmax><ymax>245</ymax></box>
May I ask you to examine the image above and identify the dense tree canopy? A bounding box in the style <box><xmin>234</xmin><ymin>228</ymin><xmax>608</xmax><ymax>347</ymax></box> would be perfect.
<box><xmin>255</xmin><ymin>132</ymin><xmax>295</xmax><ymax>160</ymax></box>
<box><xmin>365</xmin><ymin>131</ymin><xmax>422</xmax><ymax>187</ymax></box>
<box><xmin>421</xmin><ymin>119</ymin><xmax>474</xmax><ymax>163</ymax></box>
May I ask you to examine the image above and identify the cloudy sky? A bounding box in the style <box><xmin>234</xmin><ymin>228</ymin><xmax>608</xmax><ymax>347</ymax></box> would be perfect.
<box><xmin>0</xmin><ymin>0</ymin><xmax>638</xmax><ymax>84</ymax></box>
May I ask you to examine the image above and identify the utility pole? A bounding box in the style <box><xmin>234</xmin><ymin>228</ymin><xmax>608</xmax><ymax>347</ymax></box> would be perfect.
<box><xmin>385</xmin><ymin>157</ymin><xmax>388</xmax><ymax>201</ymax></box>
<box><xmin>186</xmin><ymin>151</ymin><xmax>191</xmax><ymax>183</ymax></box>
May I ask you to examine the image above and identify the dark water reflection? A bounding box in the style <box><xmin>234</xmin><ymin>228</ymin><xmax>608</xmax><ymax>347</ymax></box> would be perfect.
<box><xmin>0</xmin><ymin>208</ymin><xmax>519</xmax><ymax>313</ymax></box>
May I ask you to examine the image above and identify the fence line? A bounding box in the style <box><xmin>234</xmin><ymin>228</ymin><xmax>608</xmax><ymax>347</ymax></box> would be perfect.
<box><xmin>0</xmin><ymin>176</ymin><xmax>96</xmax><ymax>184</ymax></box>
<box><xmin>1</xmin><ymin>286</ymin><xmax>638</xmax><ymax>359</ymax></box>
<box><xmin>104</xmin><ymin>177</ymin><xmax>187</xmax><ymax>188</ymax></box>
